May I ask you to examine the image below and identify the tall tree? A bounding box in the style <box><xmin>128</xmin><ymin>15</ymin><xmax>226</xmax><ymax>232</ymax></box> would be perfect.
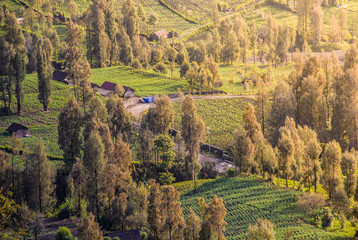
<box><xmin>83</xmin><ymin>131</ymin><xmax>106</xmax><ymax>219</ymax></box>
<box><xmin>78</xmin><ymin>213</ymin><xmax>103</xmax><ymax>240</ymax></box>
<box><xmin>65</xmin><ymin>19</ymin><xmax>89</xmax><ymax>99</ymax></box>
<box><xmin>277</xmin><ymin>117</ymin><xmax>296</xmax><ymax>187</ymax></box>
<box><xmin>181</xmin><ymin>95</ymin><xmax>206</xmax><ymax>189</ymax></box>
<box><xmin>161</xmin><ymin>186</ymin><xmax>184</xmax><ymax>240</ymax></box>
<box><xmin>26</xmin><ymin>142</ymin><xmax>55</xmax><ymax>212</ymax></box>
<box><xmin>122</xmin><ymin>0</ymin><xmax>141</xmax><ymax>57</ymax></box>
<box><xmin>0</xmin><ymin>38</ymin><xmax>14</xmax><ymax>114</ymax></box>
<box><xmin>341</xmin><ymin>150</ymin><xmax>357</xmax><ymax>198</ymax></box>
<box><xmin>256</xmin><ymin>80</ymin><xmax>270</xmax><ymax>136</ymax></box>
<box><xmin>298</xmin><ymin>125</ymin><xmax>322</xmax><ymax>192</ymax></box>
<box><xmin>199</xmin><ymin>195</ymin><xmax>227</xmax><ymax>240</ymax></box>
<box><xmin>86</xmin><ymin>0</ymin><xmax>109</xmax><ymax>68</ymax></box>
<box><xmin>310</xmin><ymin>3</ymin><xmax>323</xmax><ymax>45</ymax></box>
<box><xmin>148</xmin><ymin>180</ymin><xmax>164</xmax><ymax>240</ymax></box>
<box><xmin>233</xmin><ymin>126</ymin><xmax>255</xmax><ymax>174</ymax></box>
<box><xmin>36</xmin><ymin>38</ymin><xmax>52</xmax><ymax>111</ymax></box>
<box><xmin>268</xmin><ymin>80</ymin><xmax>296</xmax><ymax>145</ymax></box>
<box><xmin>332</xmin><ymin>63</ymin><xmax>358</xmax><ymax>150</ymax></box>
<box><xmin>338</xmin><ymin>8</ymin><xmax>347</xmax><ymax>43</ymax></box>
<box><xmin>5</xmin><ymin>12</ymin><xmax>27</xmax><ymax>114</ymax></box>
<box><xmin>106</xmin><ymin>95</ymin><xmax>132</xmax><ymax>141</ymax></box>
<box><xmin>184</xmin><ymin>208</ymin><xmax>201</xmax><ymax>240</ymax></box>
<box><xmin>141</xmin><ymin>95</ymin><xmax>175</xmax><ymax>136</ymax></box>
<box><xmin>58</xmin><ymin>97</ymin><xmax>83</xmax><ymax>167</ymax></box>
<box><xmin>322</xmin><ymin>140</ymin><xmax>343</xmax><ymax>199</ymax></box>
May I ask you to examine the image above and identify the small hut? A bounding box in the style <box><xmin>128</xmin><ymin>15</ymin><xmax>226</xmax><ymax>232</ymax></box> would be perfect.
<box><xmin>6</xmin><ymin>123</ymin><xmax>31</xmax><ymax>138</ymax></box>
<box><xmin>150</xmin><ymin>30</ymin><xmax>169</xmax><ymax>41</ymax></box>
<box><xmin>53</xmin><ymin>70</ymin><xmax>70</xmax><ymax>84</ymax></box>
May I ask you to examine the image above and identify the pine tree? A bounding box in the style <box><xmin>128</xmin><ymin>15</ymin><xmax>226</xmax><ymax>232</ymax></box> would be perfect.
<box><xmin>27</xmin><ymin>142</ymin><xmax>56</xmax><ymax>212</ymax></box>
<box><xmin>36</xmin><ymin>38</ymin><xmax>52</xmax><ymax>111</ymax></box>
<box><xmin>256</xmin><ymin>80</ymin><xmax>270</xmax><ymax>136</ymax></box>
<box><xmin>277</xmin><ymin>117</ymin><xmax>296</xmax><ymax>187</ymax></box>
<box><xmin>0</xmin><ymin>38</ymin><xmax>14</xmax><ymax>114</ymax></box>
<box><xmin>78</xmin><ymin>213</ymin><xmax>103</xmax><ymax>240</ymax></box>
<box><xmin>148</xmin><ymin>180</ymin><xmax>164</xmax><ymax>240</ymax></box>
<box><xmin>65</xmin><ymin>19</ymin><xmax>87</xmax><ymax>99</ymax></box>
<box><xmin>4</xmin><ymin>12</ymin><xmax>27</xmax><ymax>114</ymax></box>
<box><xmin>106</xmin><ymin>95</ymin><xmax>132</xmax><ymax>141</ymax></box>
<box><xmin>83</xmin><ymin>131</ymin><xmax>106</xmax><ymax>219</ymax></box>
<box><xmin>122</xmin><ymin>0</ymin><xmax>141</xmax><ymax>57</ymax></box>
<box><xmin>181</xmin><ymin>95</ymin><xmax>206</xmax><ymax>189</ymax></box>
<box><xmin>338</xmin><ymin>8</ymin><xmax>347</xmax><ymax>43</ymax></box>
<box><xmin>298</xmin><ymin>125</ymin><xmax>322</xmax><ymax>192</ymax></box>
<box><xmin>161</xmin><ymin>186</ymin><xmax>184</xmax><ymax>240</ymax></box>
<box><xmin>296</xmin><ymin>0</ymin><xmax>313</xmax><ymax>40</ymax></box>
<box><xmin>341</xmin><ymin>150</ymin><xmax>357</xmax><ymax>198</ymax></box>
<box><xmin>322</xmin><ymin>140</ymin><xmax>343</xmax><ymax>199</ymax></box>
<box><xmin>184</xmin><ymin>208</ymin><xmax>201</xmax><ymax>240</ymax></box>
<box><xmin>58</xmin><ymin>97</ymin><xmax>83</xmax><ymax>167</ymax></box>
<box><xmin>68</xmin><ymin>158</ymin><xmax>86</xmax><ymax>217</ymax></box>
<box><xmin>233</xmin><ymin>126</ymin><xmax>255</xmax><ymax>173</ymax></box>
<box><xmin>247</xmin><ymin>219</ymin><xmax>275</xmax><ymax>240</ymax></box>
<box><xmin>249</xmin><ymin>23</ymin><xmax>257</xmax><ymax>65</ymax></box>
<box><xmin>268</xmin><ymin>80</ymin><xmax>296</xmax><ymax>145</ymax></box>
<box><xmin>199</xmin><ymin>195</ymin><xmax>227</xmax><ymax>240</ymax></box>
<box><xmin>310</xmin><ymin>3</ymin><xmax>323</xmax><ymax>45</ymax></box>
<box><xmin>332</xmin><ymin>63</ymin><xmax>358</xmax><ymax>150</ymax></box>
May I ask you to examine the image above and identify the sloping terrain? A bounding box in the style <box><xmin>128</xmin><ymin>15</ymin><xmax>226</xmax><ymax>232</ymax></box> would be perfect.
<box><xmin>180</xmin><ymin>177</ymin><xmax>343</xmax><ymax>240</ymax></box>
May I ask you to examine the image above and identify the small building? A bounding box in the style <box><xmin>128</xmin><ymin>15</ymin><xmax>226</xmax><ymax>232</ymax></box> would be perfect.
<box><xmin>98</xmin><ymin>81</ymin><xmax>135</xmax><ymax>99</ymax></box>
<box><xmin>122</xmin><ymin>85</ymin><xmax>135</xmax><ymax>99</ymax></box>
<box><xmin>105</xmin><ymin>229</ymin><xmax>141</xmax><ymax>240</ymax></box>
<box><xmin>17</xmin><ymin>18</ymin><xmax>24</xmax><ymax>25</ymax></box>
<box><xmin>53</xmin><ymin>70</ymin><xmax>70</xmax><ymax>85</ymax></box>
<box><xmin>6</xmin><ymin>123</ymin><xmax>31</xmax><ymax>138</ymax></box>
<box><xmin>150</xmin><ymin>30</ymin><xmax>169</xmax><ymax>41</ymax></box>
<box><xmin>167</xmin><ymin>31</ymin><xmax>178</xmax><ymax>39</ymax></box>
<box><xmin>90</xmin><ymin>83</ymin><xmax>100</xmax><ymax>89</ymax></box>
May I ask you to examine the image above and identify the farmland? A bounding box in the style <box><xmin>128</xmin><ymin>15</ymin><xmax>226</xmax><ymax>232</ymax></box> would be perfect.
<box><xmin>180</xmin><ymin>177</ymin><xmax>345</xmax><ymax>239</ymax></box>
<box><xmin>91</xmin><ymin>66</ymin><xmax>189</xmax><ymax>97</ymax></box>
<box><xmin>173</xmin><ymin>97</ymin><xmax>254</xmax><ymax>150</ymax></box>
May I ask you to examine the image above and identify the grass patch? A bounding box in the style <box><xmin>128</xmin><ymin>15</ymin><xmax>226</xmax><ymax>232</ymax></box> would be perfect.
<box><xmin>91</xmin><ymin>66</ymin><xmax>189</xmax><ymax>97</ymax></box>
<box><xmin>173</xmin><ymin>97</ymin><xmax>254</xmax><ymax>150</ymax></box>
<box><xmin>172</xmin><ymin>179</ymin><xmax>214</xmax><ymax>195</ymax></box>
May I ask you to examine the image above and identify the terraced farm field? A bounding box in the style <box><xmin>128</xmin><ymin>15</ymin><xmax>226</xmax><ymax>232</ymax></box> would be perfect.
<box><xmin>180</xmin><ymin>177</ymin><xmax>344</xmax><ymax>240</ymax></box>
<box><xmin>163</xmin><ymin>0</ymin><xmax>248</xmax><ymax>23</ymax></box>
<box><xmin>91</xmin><ymin>66</ymin><xmax>189</xmax><ymax>97</ymax></box>
<box><xmin>173</xmin><ymin>98</ymin><xmax>254</xmax><ymax>150</ymax></box>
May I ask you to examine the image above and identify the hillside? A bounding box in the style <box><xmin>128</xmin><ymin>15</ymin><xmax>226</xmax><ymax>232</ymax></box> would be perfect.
<box><xmin>180</xmin><ymin>177</ymin><xmax>345</xmax><ymax>240</ymax></box>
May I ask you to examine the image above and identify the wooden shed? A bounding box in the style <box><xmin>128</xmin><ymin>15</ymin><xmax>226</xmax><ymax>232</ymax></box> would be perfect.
<box><xmin>6</xmin><ymin>123</ymin><xmax>31</xmax><ymax>138</ymax></box>
<box><xmin>150</xmin><ymin>30</ymin><xmax>169</xmax><ymax>41</ymax></box>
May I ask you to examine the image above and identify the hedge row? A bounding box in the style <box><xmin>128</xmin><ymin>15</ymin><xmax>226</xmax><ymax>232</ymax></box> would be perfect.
<box><xmin>0</xmin><ymin>145</ymin><xmax>63</xmax><ymax>161</ymax></box>
<box><xmin>158</xmin><ymin>0</ymin><xmax>199</xmax><ymax>24</ymax></box>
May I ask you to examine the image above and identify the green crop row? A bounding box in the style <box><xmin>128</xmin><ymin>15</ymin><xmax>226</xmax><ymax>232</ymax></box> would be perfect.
<box><xmin>158</xmin><ymin>0</ymin><xmax>198</xmax><ymax>24</ymax></box>
<box><xmin>180</xmin><ymin>177</ymin><xmax>344</xmax><ymax>240</ymax></box>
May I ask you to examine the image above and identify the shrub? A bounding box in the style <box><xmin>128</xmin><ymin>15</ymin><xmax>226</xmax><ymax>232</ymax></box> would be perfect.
<box><xmin>321</xmin><ymin>208</ymin><xmax>334</xmax><ymax>229</ymax></box>
<box><xmin>103</xmin><ymin>237</ymin><xmax>111</xmax><ymax>240</ymax></box>
<box><xmin>55</xmin><ymin>227</ymin><xmax>72</xmax><ymax>240</ymax></box>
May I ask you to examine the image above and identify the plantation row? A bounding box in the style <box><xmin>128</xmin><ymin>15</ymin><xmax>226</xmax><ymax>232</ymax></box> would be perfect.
<box><xmin>180</xmin><ymin>177</ymin><xmax>343</xmax><ymax>239</ymax></box>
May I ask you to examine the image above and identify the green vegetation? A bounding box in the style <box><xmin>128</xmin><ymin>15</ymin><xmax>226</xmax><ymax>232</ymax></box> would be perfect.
<box><xmin>172</xmin><ymin>179</ymin><xmax>214</xmax><ymax>195</ymax></box>
<box><xmin>91</xmin><ymin>66</ymin><xmax>189</xmax><ymax>97</ymax></box>
<box><xmin>180</xmin><ymin>177</ymin><xmax>345</xmax><ymax>239</ymax></box>
<box><xmin>173</xmin><ymin>98</ymin><xmax>254</xmax><ymax>149</ymax></box>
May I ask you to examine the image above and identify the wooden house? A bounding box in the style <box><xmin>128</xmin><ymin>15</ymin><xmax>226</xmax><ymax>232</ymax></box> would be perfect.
<box><xmin>6</xmin><ymin>123</ymin><xmax>31</xmax><ymax>138</ymax></box>
<box><xmin>150</xmin><ymin>30</ymin><xmax>169</xmax><ymax>41</ymax></box>
<box><xmin>52</xmin><ymin>70</ymin><xmax>70</xmax><ymax>84</ymax></box>
<box><xmin>98</xmin><ymin>81</ymin><xmax>135</xmax><ymax>98</ymax></box>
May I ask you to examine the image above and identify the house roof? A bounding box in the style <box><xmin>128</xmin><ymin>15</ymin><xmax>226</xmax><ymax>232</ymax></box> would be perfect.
<box><xmin>105</xmin><ymin>229</ymin><xmax>141</xmax><ymax>240</ymax></box>
<box><xmin>7</xmin><ymin>123</ymin><xmax>28</xmax><ymax>133</ymax></box>
<box><xmin>91</xmin><ymin>83</ymin><xmax>100</xmax><ymax>89</ymax></box>
<box><xmin>100</xmin><ymin>81</ymin><xmax>135</xmax><ymax>93</ymax></box>
<box><xmin>101</xmin><ymin>81</ymin><xmax>117</xmax><ymax>91</ymax></box>
<box><xmin>154</xmin><ymin>30</ymin><xmax>169</xmax><ymax>37</ymax></box>
<box><xmin>53</xmin><ymin>70</ymin><xmax>68</xmax><ymax>81</ymax></box>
